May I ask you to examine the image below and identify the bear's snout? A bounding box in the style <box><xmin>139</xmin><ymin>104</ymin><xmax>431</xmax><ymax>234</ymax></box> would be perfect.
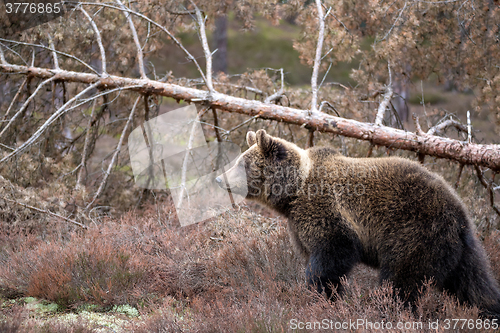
<box><xmin>215</xmin><ymin>175</ymin><xmax>228</xmax><ymax>190</ymax></box>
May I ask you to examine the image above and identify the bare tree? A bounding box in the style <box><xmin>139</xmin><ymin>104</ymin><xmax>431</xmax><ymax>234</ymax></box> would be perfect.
<box><xmin>0</xmin><ymin>0</ymin><xmax>499</xmax><ymax>224</ymax></box>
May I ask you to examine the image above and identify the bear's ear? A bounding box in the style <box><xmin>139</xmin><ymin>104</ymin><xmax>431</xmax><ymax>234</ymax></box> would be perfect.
<box><xmin>256</xmin><ymin>129</ymin><xmax>287</xmax><ymax>159</ymax></box>
<box><xmin>246</xmin><ymin>131</ymin><xmax>257</xmax><ymax>147</ymax></box>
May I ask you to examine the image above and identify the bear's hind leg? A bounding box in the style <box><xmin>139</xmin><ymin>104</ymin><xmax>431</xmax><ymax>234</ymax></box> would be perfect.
<box><xmin>380</xmin><ymin>265</ymin><xmax>425</xmax><ymax>309</ymax></box>
<box><xmin>442</xmin><ymin>232</ymin><xmax>500</xmax><ymax>319</ymax></box>
<box><xmin>306</xmin><ymin>247</ymin><xmax>359</xmax><ymax>300</ymax></box>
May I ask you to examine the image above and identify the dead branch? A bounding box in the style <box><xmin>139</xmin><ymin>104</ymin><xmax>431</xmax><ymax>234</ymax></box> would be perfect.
<box><xmin>420</xmin><ymin>80</ymin><xmax>431</xmax><ymax>129</ymax></box>
<box><xmin>47</xmin><ymin>34</ymin><xmax>59</xmax><ymax>70</ymax></box>
<box><xmin>427</xmin><ymin>118</ymin><xmax>468</xmax><ymax>136</ymax></box>
<box><xmin>0</xmin><ymin>38</ymin><xmax>98</xmax><ymax>74</ymax></box>
<box><xmin>0</xmin><ymin>77</ymin><xmax>27</xmax><ymax>127</ymax></box>
<box><xmin>177</xmin><ymin>107</ymin><xmax>210</xmax><ymax>208</ymax></box>
<box><xmin>76</xmin><ymin>99</ymin><xmax>97</xmax><ymax>190</ymax></box>
<box><xmin>165</xmin><ymin>8</ymin><xmax>197</xmax><ymax>15</ymax></box>
<box><xmin>310</xmin><ymin>0</ymin><xmax>327</xmax><ymax>113</ymax></box>
<box><xmin>214</xmin><ymin>82</ymin><xmax>263</xmax><ymax>95</ymax></box>
<box><xmin>85</xmin><ymin>96</ymin><xmax>141</xmax><ymax>210</ymax></box>
<box><xmin>455</xmin><ymin>163</ymin><xmax>464</xmax><ymax>188</ymax></box>
<box><xmin>79</xmin><ymin>6</ymin><xmax>107</xmax><ymax>75</ymax></box>
<box><xmin>474</xmin><ymin>165</ymin><xmax>500</xmax><ymax>215</ymax></box>
<box><xmin>190</xmin><ymin>0</ymin><xmax>213</xmax><ymax>92</ymax></box>
<box><xmin>467</xmin><ymin>110</ymin><xmax>472</xmax><ymax>143</ymax></box>
<box><xmin>264</xmin><ymin>68</ymin><xmax>284</xmax><ymax>104</ymax></box>
<box><xmin>0</xmin><ymin>81</ymin><xmax>99</xmax><ymax>163</ymax></box>
<box><xmin>78</xmin><ymin>2</ymin><xmax>208</xmax><ymax>84</ymax></box>
<box><xmin>222</xmin><ymin>115</ymin><xmax>260</xmax><ymax>138</ymax></box>
<box><xmin>116</xmin><ymin>0</ymin><xmax>146</xmax><ymax>79</ymax></box>
<box><xmin>306</xmin><ymin>129</ymin><xmax>315</xmax><ymax>148</ymax></box>
<box><xmin>375</xmin><ymin>62</ymin><xmax>393</xmax><ymax>126</ymax></box>
<box><xmin>319</xmin><ymin>101</ymin><xmax>340</xmax><ymax>116</ymax></box>
<box><xmin>0</xmin><ymin>76</ymin><xmax>57</xmax><ymax>140</ymax></box>
<box><xmin>0</xmin><ymin>43</ymin><xmax>5</xmax><ymax>64</ymax></box>
<box><xmin>0</xmin><ymin>195</ymin><xmax>87</xmax><ymax>229</ymax></box>
<box><xmin>412</xmin><ymin>113</ymin><xmax>425</xmax><ymax>136</ymax></box>
<box><xmin>212</xmin><ymin>108</ymin><xmax>222</xmax><ymax>143</ymax></box>
<box><xmin>1</xmin><ymin>62</ymin><xmax>500</xmax><ymax>171</ymax></box>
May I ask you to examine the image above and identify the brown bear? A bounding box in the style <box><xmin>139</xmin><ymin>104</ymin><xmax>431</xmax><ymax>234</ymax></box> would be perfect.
<box><xmin>216</xmin><ymin>129</ymin><xmax>500</xmax><ymax>317</ymax></box>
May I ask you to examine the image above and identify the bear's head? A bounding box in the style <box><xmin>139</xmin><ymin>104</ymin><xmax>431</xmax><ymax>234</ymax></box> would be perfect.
<box><xmin>216</xmin><ymin>129</ymin><xmax>310</xmax><ymax>210</ymax></box>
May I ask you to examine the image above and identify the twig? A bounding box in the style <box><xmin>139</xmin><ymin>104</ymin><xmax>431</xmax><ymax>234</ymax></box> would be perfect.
<box><xmin>0</xmin><ymin>42</ymin><xmax>28</xmax><ymax>66</ymax></box>
<box><xmin>379</xmin><ymin>1</ymin><xmax>408</xmax><ymax>42</ymax></box>
<box><xmin>389</xmin><ymin>100</ymin><xmax>405</xmax><ymax>130</ymax></box>
<box><xmin>412</xmin><ymin>113</ymin><xmax>425</xmax><ymax>135</ymax></box>
<box><xmin>427</xmin><ymin>117</ymin><xmax>468</xmax><ymax>136</ymax></box>
<box><xmin>222</xmin><ymin>115</ymin><xmax>260</xmax><ymax>138</ymax></box>
<box><xmin>420</xmin><ymin>80</ymin><xmax>431</xmax><ymax>129</ymax></box>
<box><xmin>366</xmin><ymin>144</ymin><xmax>374</xmax><ymax>157</ymax></box>
<box><xmin>47</xmin><ymin>34</ymin><xmax>59</xmax><ymax>70</ymax></box>
<box><xmin>79</xmin><ymin>6</ymin><xmax>107</xmax><ymax>75</ymax></box>
<box><xmin>70</xmin><ymin>1</ymin><xmax>206</xmax><ymax>82</ymax></box>
<box><xmin>474</xmin><ymin>165</ymin><xmax>500</xmax><ymax>216</ymax></box>
<box><xmin>0</xmin><ymin>38</ymin><xmax>98</xmax><ymax>74</ymax></box>
<box><xmin>265</xmin><ymin>68</ymin><xmax>284</xmax><ymax>104</ymax></box>
<box><xmin>177</xmin><ymin>107</ymin><xmax>210</xmax><ymax>208</ymax></box>
<box><xmin>0</xmin><ymin>195</ymin><xmax>87</xmax><ymax>229</ymax></box>
<box><xmin>310</xmin><ymin>0</ymin><xmax>327</xmax><ymax>114</ymax></box>
<box><xmin>212</xmin><ymin>108</ymin><xmax>222</xmax><ymax>143</ymax></box>
<box><xmin>75</xmin><ymin>2</ymin><xmax>208</xmax><ymax>83</ymax></box>
<box><xmin>190</xmin><ymin>0</ymin><xmax>213</xmax><ymax>92</ymax></box>
<box><xmin>0</xmin><ymin>43</ymin><xmax>6</xmax><ymax>64</ymax></box>
<box><xmin>213</xmin><ymin>82</ymin><xmax>263</xmax><ymax>95</ymax></box>
<box><xmin>76</xmin><ymin>99</ymin><xmax>97</xmax><ymax>190</ymax></box>
<box><xmin>85</xmin><ymin>96</ymin><xmax>141</xmax><ymax>210</ymax></box>
<box><xmin>318</xmin><ymin>62</ymin><xmax>332</xmax><ymax>92</ymax></box>
<box><xmin>0</xmin><ymin>82</ymin><xmax>98</xmax><ymax>163</ymax></box>
<box><xmin>116</xmin><ymin>0</ymin><xmax>146</xmax><ymax>79</ymax></box>
<box><xmin>0</xmin><ymin>76</ymin><xmax>57</xmax><ymax>140</ymax></box>
<box><xmin>306</xmin><ymin>129</ymin><xmax>315</xmax><ymax>148</ymax></box>
<box><xmin>318</xmin><ymin>101</ymin><xmax>340</xmax><ymax>116</ymax></box>
<box><xmin>467</xmin><ymin>110</ymin><xmax>471</xmax><ymax>143</ymax></box>
<box><xmin>142</xmin><ymin>93</ymin><xmax>156</xmax><ymax>190</ymax></box>
<box><xmin>165</xmin><ymin>8</ymin><xmax>196</xmax><ymax>15</ymax></box>
<box><xmin>375</xmin><ymin>62</ymin><xmax>393</xmax><ymax>126</ymax></box>
<box><xmin>457</xmin><ymin>0</ymin><xmax>476</xmax><ymax>45</ymax></box>
<box><xmin>0</xmin><ymin>77</ymin><xmax>27</xmax><ymax>128</ymax></box>
<box><xmin>455</xmin><ymin>163</ymin><xmax>464</xmax><ymax>189</ymax></box>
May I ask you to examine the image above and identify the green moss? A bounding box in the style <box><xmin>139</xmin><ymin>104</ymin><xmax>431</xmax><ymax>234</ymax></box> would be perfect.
<box><xmin>112</xmin><ymin>304</ymin><xmax>140</xmax><ymax>317</ymax></box>
<box><xmin>76</xmin><ymin>303</ymin><xmax>100</xmax><ymax>312</ymax></box>
<box><xmin>23</xmin><ymin>297</ymin><xmax>37</xmax><ymax>304</ymax></box>
<box><xmin>23</xmin><ymin>297</ymin><xmax>61</xmax><ymax>314</ymax></box>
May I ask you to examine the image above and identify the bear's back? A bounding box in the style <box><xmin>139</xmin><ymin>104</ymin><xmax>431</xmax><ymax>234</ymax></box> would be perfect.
<box><xmin>300</xmin><ymin>148</ymin><xmax>470</xmax><ymax>259</ymax></box>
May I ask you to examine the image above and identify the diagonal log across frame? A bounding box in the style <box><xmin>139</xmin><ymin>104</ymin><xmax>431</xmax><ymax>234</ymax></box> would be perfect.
<box><xmin>1</xmin><ymin>62</ymin><xmax>499</xmax><ymax>171</ymax></box>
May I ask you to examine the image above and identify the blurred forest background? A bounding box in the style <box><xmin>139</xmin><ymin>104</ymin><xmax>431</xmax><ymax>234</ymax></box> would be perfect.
<box><xmin>0</xmin><ymin>0</ymin><xmax>499</xmax><ymax>331</ymax></box>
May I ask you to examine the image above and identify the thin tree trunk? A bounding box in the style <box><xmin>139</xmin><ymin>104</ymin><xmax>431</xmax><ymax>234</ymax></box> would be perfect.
<box><xmin>213</xmin><ymin>16</ymin><xmax>227</xmax><ymax>74</ymax></box>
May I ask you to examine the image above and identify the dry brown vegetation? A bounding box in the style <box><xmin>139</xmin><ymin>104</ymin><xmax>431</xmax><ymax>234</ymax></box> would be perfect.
<box><xmin>1</xmin><ymin>136</ymin><xmax>499</xmax><ymax>332</ymax></box>
<box><xmin>0</xmin><ymin>1</ymin><xmax>499</xmax><ymax>331</ymax></box>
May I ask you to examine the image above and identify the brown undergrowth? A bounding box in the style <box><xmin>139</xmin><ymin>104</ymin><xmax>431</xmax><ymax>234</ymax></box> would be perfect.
<box><xmin>1</xmin><ymin>193</ymin><xmax>498</xmax><ymax>332</ymax></box>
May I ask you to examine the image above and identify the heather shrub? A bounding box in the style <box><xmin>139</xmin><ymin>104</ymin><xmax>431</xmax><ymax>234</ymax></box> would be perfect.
<box><xmin>0</xmin><ymin>229</ymin><xmax>147</xmax><ymax>308</ymax></box>
<box><xmin>0</xmin><ymin>195</ymin><xmax>498</xmax><ymax>331</ymax></box>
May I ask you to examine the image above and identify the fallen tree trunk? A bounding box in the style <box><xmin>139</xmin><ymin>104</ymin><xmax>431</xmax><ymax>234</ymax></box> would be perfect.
<box><xmin>2</xmin><ymin>62</ymin><xmax>500</xmax><ymax>171</ymax></box>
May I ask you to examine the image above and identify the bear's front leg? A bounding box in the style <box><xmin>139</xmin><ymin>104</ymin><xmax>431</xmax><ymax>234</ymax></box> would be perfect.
<box><xmin>305</xmin><ymin>245</ymin><xmax>359</xmax><ymax>300</ymax></box>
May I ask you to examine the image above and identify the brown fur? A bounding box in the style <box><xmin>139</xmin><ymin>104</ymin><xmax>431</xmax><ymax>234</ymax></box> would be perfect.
<box><xmin>216</xmin><ymin>129</ymin><xmax>500</xmax><ymax>318</ymax></box>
